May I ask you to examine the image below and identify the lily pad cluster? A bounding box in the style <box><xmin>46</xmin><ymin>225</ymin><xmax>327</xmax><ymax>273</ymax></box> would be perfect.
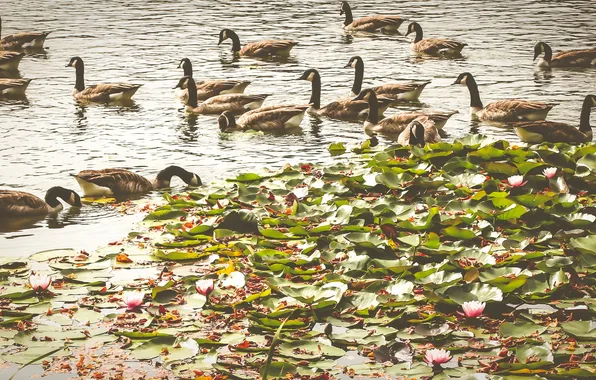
<box><xmin>1</xmin><ymin>135</ymin><xmax>595</xmax><ymax>379</ymax></box>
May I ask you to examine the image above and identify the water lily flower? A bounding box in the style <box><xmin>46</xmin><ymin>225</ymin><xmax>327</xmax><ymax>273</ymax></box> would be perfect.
<box><xmin>195</xmin><ymin>279</ymin><xmax>214</xmax><ymax>297</ymax></box>
<box><xmin>462</xmin><ymin>300</ymin><xmax>485</xmax><ymax>318</ymax></box>
<box><xmin>122</xmin><ymin>291</ymin><xmax>144</xmax><ymax>310</ymax></box>
<box><xmin>507</xmin><ymin>175</ymin><xmax>527</xmax><ymax>188</ymax></box>
<box><xmin>424</xmin><ymin>348</ymin><xmax>452</xmax><ymax>366</ymax></box>
<box><xmin>29</xmin><ymin>273</ymin><xmax>52</xmax><ymax>292</ymax></box>
<box><xmin>543</xmin><ymin>167</ymin><xmax>557</xmax><ymax>179</ymax></box>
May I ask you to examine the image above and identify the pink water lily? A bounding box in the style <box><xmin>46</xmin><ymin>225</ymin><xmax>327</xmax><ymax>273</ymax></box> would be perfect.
<box><xmin>543</xmin><ymin>167</ymin><xmax>557</xmax><ymax>179</ymax></box>
<box><xmin>195</xmin><ymin>279</ymin><xmax>214</xmax><ymax>297</ymax></box>
<box><xmin>424</xmin><ymin>348</ymin><xmax>452</xmax><ymax>366</ymax></box>
<box><xmin>507</xmin><ymin>175</ymin><xmax>527</xmax><ymax>188</ymax></box>
<box><xmin>462</xmin><ymin>300</ymin><xmax>485</xmax><ymax>318</ymax></box>
<box><xmin>122</xmin><ymin>291</ymin><xmax>144</xmax><ymax>310</ymax></box>
<box><xmin>29</xmin><ymin>273</ymin><xmax>52</xmax><ymax>292</ymax></box>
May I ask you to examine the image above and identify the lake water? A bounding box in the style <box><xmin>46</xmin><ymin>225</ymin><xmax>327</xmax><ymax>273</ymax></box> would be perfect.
<box><xmin>1</xmin><ymin>0</ymin><xmax>595</xmax><ymax>257</ymax></box>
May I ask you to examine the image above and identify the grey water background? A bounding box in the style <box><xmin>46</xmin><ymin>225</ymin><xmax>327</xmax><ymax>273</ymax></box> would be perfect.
<box><xmin>0</xmin><ymin>0</ymin><xmax>595</xmax><ymax>257</ymax></box>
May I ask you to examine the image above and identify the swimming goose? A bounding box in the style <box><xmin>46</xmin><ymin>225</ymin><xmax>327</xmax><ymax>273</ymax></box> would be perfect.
<box><xmin>354</xmin><ymin>89</ymin><xmax>456</xmax><ymax>134</ymax></box>
<box><xmin>0</xmin><ymin>51</ymin><xmax>24</xmax><ymax>71</ymax></box>
<box><xmin>454</xmin><ymin>72</ymin><xmax>556</xmax><ymax>122</ymax></box>
<box><xmin>405</xmin><ymin>22</ymin><xmax>467</xmax><ymax>56</ymax></box>
<box><xmin>346</xmin><ymin>56</ymin><xmax>430</xmax><ymax>101</ymax></box>
<box><xmin>298</xmin><ymin>68</ymin><xmax>392</xmax><ymax>121</ymax></box>
<box><xmin>0</xmin><ymin>17</ymin><xmax>50</xmax><ymax>50</ymax></box>
<box><xmin>66</xmin><ymin>57</ymin><xmax>142</xmax><ymax>102</ymax></box>
<box><xmin>218</xmin><ymin>106</ymin><xmax>309</xmax><ymax>132</ymax></box>
<box><xmin>177</xmin><ymin>58</ymin><xmax>250</xmax><ymax>101</ymax></box>
<box><xmin>218</xmin><ymin>29</ymin><xmax>297</xmax><ymax>58</ymax></box>
<box><xmin>397</xmin><ymin>117</ymin><xmax>440</xmax><ymax>146</ymax></box>
<box><xmin>0</xmin><ymin>187</ymin><xmax>82</xmax><ymax>217</ymax></box>
<box><xmin>339</xmin><ymin>1</ymin><xmax>405</xmax><ymax>33</ymax></box>
<box><xmin>174</xmin><ymin>76</ymin><xmax>269</xmax><ymax>115</ymax></box>
<box><xmin>534</xmin><ymin>42</ymin><xmax>596</xmax><ymax>69</ymax></box>
<box><xmin>0</xmin><ymin>78</ymin><xmax>31</xmax><ymax>96</ymax></box>
<box><xmin>72</xmin><ymin>166</ymin><xmax>202</xmax><ymax>197</ymax></box>
<box><xmin>514</xmin><ymin>94</ymin><xmax>595</xmax><ymax>144</ymax></box>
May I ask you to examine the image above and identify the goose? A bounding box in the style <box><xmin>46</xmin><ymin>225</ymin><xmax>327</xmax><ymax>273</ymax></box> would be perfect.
<box><xmin>0</xmin><ymin>51</ymin><xmax>24</xmax><ymax>71</ymax></box>
<box><xmin>0</xmin><ymin>187</ymin><xmax>82</xmax><ymax>217</ymax></box>
<box><xmin>0</xmin><ymin>78</ymin><xmax>31</xmax><ymax>96</ymax></box>
<box><xmin>454</xmin><ymin>72</ymin><xmax>556</xmax><ymax>122</ymax></box>
<box><xmin>218</xmin><ymin>106</ymin><xmax>309</xmax><ymax>132</ymax></box>
<box><xmin>405</xmin><ymin>22</ymin><xmax>466</xmax><ymax>56</ymax></box>
<box><xmin>72</xmin><ymin>166</ymin><xmax>202</xmax><ymax>197</ymax></box>
<box><xmin>0</xmin><ymin>16</ymin><xmax>50</xmax><ymax>50</ymax></box>
<box><xmin>174</xmin><ymin>76</ymin><xmax>269</xmax><ymax>115</ymax></box>
<box><xmin>66</xmin><ymin>57</ymin><xmax>142</xmax><ymax>102</ymax></box>
<box><xmin>514</xmin><ymin>94</ymin><xmax>595</xmax><ymax>144</ymax></box>
<box><xmin>218</xmin><ymin>29</ymin><xmax>297</xmax><ymax>58</ymax></box>
<box><xmin>354</xmin><ymin>88</ymin><xmax>456</xmax><ymax>134</ymax></box>
<box><xmin>345</xmin><ymin>56</ymin><xmax>430</xmax><ymax>101</ymax></box>
<box><xmin>339</xmin><ymin>1</ymin><xmax>405</xmax><ymax>33</ymax></box>
<box><xmin>177</xmin><ymin>58</ymin><xmax>250</xmax><ymax>101</ymax></box>
<box><xmin>298</xmin><ymin>68</ymin><xmax>392</xmax><ymax>121</ymax></box>
<box><xmin>534</xmin><ymin>42</ymin><xmax>596</xmax><ymax>69</ymax></box>
<box><xmin>397</xmin><ymin>117</ymin><xmax>440</xmax><ymax>146</ymax></box>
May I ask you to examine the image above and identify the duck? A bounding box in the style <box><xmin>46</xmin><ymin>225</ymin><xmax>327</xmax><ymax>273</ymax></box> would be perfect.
<box><xmin>0</xmin><ymin>16</ymin><xmax>51</xmax><ymax>50</ymax></box>
<box><xmin>345</xmin><ymin>56</ymin><xmax>430</xmax><ymax>101</ymax></box>
<box><xmin>218</xmin><ymin>106</ymin><xmax>309</xmax><ymax>132</ymax></box>
<box><xmin>534</xmin><ymin>42</ymin><xmax>596</xmax><ymax>69</ymax></box>
<box><xmin>177</xmin><ymin>58</ymin><xmax>250</xmax><ymax>101</ymax></box>
<box><xmin>514</xmin><ymin>94</ymin><xmax>595</xmax><ymax>144</ymax></box>
<box><xmin>71</xmin><ymin>166</ymin><xmax>202</xmax><ymax>197</ymax></box>
<box><xmin>397</xmin><ymin>117</ymin><xmax>440</xmax><ymax>146</ymax></box>
<box><xmin>339</xmin><ymin>1</ymin><xmax>405</xmax><ymax>33</ymax></box>
<box><xmin>354</xmin><ymin>89</ymin><xmax>456</xmax><ymax>134</ymax></box>
<box><xmin>0</xmin><ymin>187</ymin><xmax>82</xmax><ymax>217</ymax></box>
<box><xmin>174</xmin><ymin>76</ymin><xmax>269</xmax><ymax>115</ymax></box>
<box><xmin>454</xmin><ymin>72</ymin><xmax>556</xmax><ymax>122</ymax></box>
<box><xmin>405</xmin><ymin>22</ymin><xmax>466</xmax><ymax>56</ymax></box>
<box><xmin>218</xmin><ymin>29</ymin><xmax>297</xmax><ymax>58</ymax></box>
<box><xmin>0</xmin><ymin>51</ymin><xmax>24</xmax><ymax>71</ymax></box>
<box><xmin>66</xmin><ymin>57</ymin><xmax>142</xmax><ymax>102</ymax></box>
<box><xmin>298</xmin><ymin>68</ymin><xmax>392</xmax><ymax>121</ymax></box>
<box><xmin>0</xmin><ymin>78</ymin><xmax>31</xmax><ymax>97</ymax></box>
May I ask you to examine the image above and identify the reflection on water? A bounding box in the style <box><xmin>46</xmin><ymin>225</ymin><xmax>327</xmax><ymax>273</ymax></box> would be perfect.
<box><xmin>1</xmin><ymin>0</ymin><xmax>595</xmax><ymax>256</ymax></box>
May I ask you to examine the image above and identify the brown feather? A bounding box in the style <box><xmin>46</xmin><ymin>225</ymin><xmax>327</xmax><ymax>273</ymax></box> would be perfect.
<box><xmin>348</xmin><ymin>15</ymin><xmax>405</xmax><ymax>32</ymax></box>
<box><xmin>413</xmin><ymin>38</ymin><xmax>466</xmax><ymax>55</ymax></box>
<box><xmin>0</xmin><ymin>31</ymin><xmax>50</xmax><ymax>50</ymax></box>
<box><xmin>480</xmin><ymin>99</ymin><xmax>556</xmax><ymax>121</ymax></box>
<box><xmin>236</xmin><ymin>107</ymin><xmax>308</xmax><ymax>131</ymax></box>
<box><xmin>0</xmin><ymin>51</ymin><xmax>24</xmax><ymax>68</ymax></box>
<box><xmin>0</xmin><ymin>190</ymin><xmax>48</xmax><ymax>216</ymax></box>
<box><xmin>194</xmin><ymin>80</ymin><xmax>250</xmax><ymax>100</ymax></box>
<box><xmin>75</xmin><ymin>83</ymin><xmax>142</xmax><ymax>102</ymax></box>
<box><xmin>0</xmin><ymin>78</ymin><xmax>31</xmax><ymax>94</ymax></box>
<box><xmin>240</xmin><ymin>40</ymin><xmax>297</xmax><ymax>57</ymax></box>
<box><xmin>193</xmin><ymin>94</ymin><xmax>269</xmax><ymax>114</ymax></box>
<box><xmin>514</xmin><ymin>121</ymin><xmax>590</xmax><ymax>144</ymax></box>
<box><xmin>75</xmin><ymin>169</ymin><xmax>153</xmax><ymax>195</ymax></box>
<box><xmin>551</xmin><ymin>49</ymin><xmax>596</xmax><ymax>67</ymax></box>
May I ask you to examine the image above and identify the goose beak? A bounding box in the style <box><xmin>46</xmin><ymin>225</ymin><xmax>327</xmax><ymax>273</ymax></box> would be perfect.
<box><xmin>343</xmin><ymin>63</ymin><xmax>351</xmax><ymax>68</ymax></box>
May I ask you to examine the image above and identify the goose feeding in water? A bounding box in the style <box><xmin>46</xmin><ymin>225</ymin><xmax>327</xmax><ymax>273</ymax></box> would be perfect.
<box><xmin>339</xmin><ymin>1</ymin><xmax>406</xmax><ymax>33</ymax></box>
<box><xmin>176</xmin><ymin>58</ymin><xmax>250</xmax><ymax>101</ymax></box>
<box><xmin>397</xmin><ymin>117</ymin><xmax>441</xmax><ymax>146</ymax></box>
<box><xmin>0</xmin><ymin>187</ymin><xmax>82</xmax><ymax>217</ymax></box>
<box><xmin>218</xmin><ymin>29</ymin><xmax>297</xmax><ymax>58</ymax></box>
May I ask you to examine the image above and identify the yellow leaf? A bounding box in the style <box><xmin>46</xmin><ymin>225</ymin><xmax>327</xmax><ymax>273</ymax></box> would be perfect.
<box><xmin>217</xmin><ymin>259</ymin><xmax>235</xmax><ymax>275</ymax></box>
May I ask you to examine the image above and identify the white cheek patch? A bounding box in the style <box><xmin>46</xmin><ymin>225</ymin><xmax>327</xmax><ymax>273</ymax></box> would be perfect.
<box><xmin>69</xmin><ymin>193</ymin><xmax>75</xmax><ymax>204</ymax></box>
<box><xmin>461</xmin><ymin>76</ymin><xmax>467</xmax><ymax>84</ymax></box>
<box><xmin>307</xmin><ymin>72</ymin><xmax>315</xmax><ymax>82</ymax></box>
<box><xmin>351</xmin><ymin>61</ymin><xmax>357</xmax><ymax>68</ymax></box>
<box><xmin>223</xmin><ymin>31</ymin><xmax>228</xmax><ymax>39</ymax></box>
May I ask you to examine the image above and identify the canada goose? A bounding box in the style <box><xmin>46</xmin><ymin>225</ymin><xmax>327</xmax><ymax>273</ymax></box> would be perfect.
<box><xmin>177</xmin><ymin>58</ymin><xmax>250</xmax><ymax>101</ymax></box>
<box><xmin>339</xmin><ymin>1</ymin><xmax>405</xmax><ymax>32</ymax></box>
<box><xmin>354</xmin><ymin>89</ymin><xmax>456</xmax><ymax>134</ymax></box>
<box><xmin>0</xmin><ymin>187</ymin><xmax>82</xmax><ymax>217</ymax></box>
<box><xmin>345</xmin><ymin>56</ymin><xmax>430</xmax><ymax>101</ymax></box>
<box><xmin>218</xmin><ymin>106</ymin><xmax>309</xmax><ymax>132</ymax></box>
<box><xmin>298</xmin><ymin>68</ymin><xmax>392</xmax><ymax>121</ymax></box>
<box><xmin>0</xmin><ymin>51</ymin><xmax>24</xmax><ymax>71</ymax></box>
<box><xmin>218</xmin><ymin>29</ymin><xmax>297</xmax><ymax>58</ymax></box>
<box><xmin>174</xmin><ymin>76</ymin><xmax>269</xmax><ymax>115</ymax></box>
<box><xmin>0</xmin><ymin>78</ymin><xmax>31</xmax><ymax>96</ymax></box>
<box><xmin>397</xmin><ymin>117</ymin><xmax>440</xmax><ymax>146</ymax></box>
<box><xmin>514</xmin><ymin>94</ymin><xmax>595</xmax><ymax>144</ymax></box>
<box><xmin>534</xmin><ymin>42</ymin><xmax>596</xmax><ymax>69</ymax></box>
<box><xmin>454</xmin><ymin>72</ymin><xmax>556</xmax><ymax>122</ymax></box>
<box><xmin>405</xmin><ymin>22</ymin><xmax>466</xmax><ymax>56</ymax></box>
<box><xmin>66</xmin><ymin>57</ymin><xmax>142</xmax><ymax>102</ymax></box>
<box><xmin>72</xmin><ymin>166</ymin><xmax>202</xmax><ymax>197</ymax></box>
<box><xmin>0</xmin><ymin>17</ymin><xmax>50</xmax><ymax>50</ymax></box>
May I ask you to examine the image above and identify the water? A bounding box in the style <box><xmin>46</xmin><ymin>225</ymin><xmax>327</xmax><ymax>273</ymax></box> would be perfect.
<box><xmin>1</xmin><ymin>0</ymin><xmax>595</xmax><ymax>257</ymax></box>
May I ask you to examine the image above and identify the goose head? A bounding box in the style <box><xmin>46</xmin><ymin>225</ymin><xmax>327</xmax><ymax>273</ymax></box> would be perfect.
<box><xmin>345</xmin><ymin>56</ymin><xmax>363</xmax><ymax>69</ymax></box>
<box><xmin>409</xmin><ymin>120</ymin><xmax>426</xmax><ymax>147</ymax></box>
<box><xmin>298</xmin><ymin>68</ymin><xmax>320</xmax><ymax>83</ymax></box>
<box><xmin>586</xmin><ymin>94</ymin><xmax>596</xmax><ymax>108</ymax></box>
<box><xmin>45</xmin><ymin>186</ymin><xmax>83</xmax><ymax>208</ymax></box>
<box><xmin>352</xmin><ymin>88</ymin><xmax>376</xmax><ymax>102</ymax></box>
<box><xmin>218</xmin><ymin>29</ymin><xmax>233</xmax><ymax>45</ymax></box>
<box><xmin>405</xmin><ymin>22</ymin><xmax>421</xmax><ymax>37</ymax></box>
<box><xmin>533</xmin><ymin>42</ymin><xmax>550</xmax><ymax>61</ymax></box>
<box><xmin>340</xmin><ymin>1</ymin><xmax>350</xmax><ymax>16</ymax></box>
<box><xmin>453</xmin><ymin>72</ymin><xmax>473</xmax><ymax>86</ymax></box>
<box><xmin>65</xmin><ymin>56</ymin><xmax>83</xmax><ymax>68</ymax></box>
<box><xmin>218</xmin><ymin>111</ymin><xmax>237</xmax><ymax>132</ymax></box>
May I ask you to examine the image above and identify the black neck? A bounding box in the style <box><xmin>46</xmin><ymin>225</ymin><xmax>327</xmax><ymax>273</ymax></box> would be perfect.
<box><xmin>352</xmin><ymin>59</ymin><xmax>364</xmax><ymax>95</ymax></box>
<box><xmin>75</xmin><ymin>61</ymin><xmax>85</xmax><ymax>91</ymax></box>
<box><xmin>309</xmin><ymin>74</ymin><xmax>321</xmax><ymax>109</ymax></box>
<box><xmin>229</xmin><ymin>30</ymin><xmax>241</xmax><ymax>52</ymax></box>
<box><xmin>186</xmin><ymin>77</ymin><xmax>198</xmax><ymax>107</ymax></box>
<box><xmin>343</xmin><ymin>4</ymin><xmax>353</xmax><ymax>26</ymax></box>
<box><xmin>182</xmin><ymin>60</ymin><xmax>193</xmax><ymax>77</ymax></box>
<box><xmin>542</xmin><ymin>43</ymin><xmax>552</xmax><ymax>62</ymax></box>
<box><xmin>366</xmin><ymin>92</ymin><xmax>379</xmax><ymax>124</ymax></box>
<box><xmin>579</xmin><ymin>97</ymin><xmax>593</xmax><ymax>133</ymax></box>
<box><xmin>465</xmin><ymin>76</ymin><xmax>483</xmax><ymax>109</ymax></box>
<box><xmin>413</xmin><ymin>25</ymin><xmax>423</xmax><ymax>43</ymax></box>
<box><xmin>156</xmin><ymin>166</ymin><xmax>192</xmax><ymax>184</ymax></box>
<box><xmin>44</xmin><ymin>187</ymin><xmax>69</xmax><ymax>208</ymax></box>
